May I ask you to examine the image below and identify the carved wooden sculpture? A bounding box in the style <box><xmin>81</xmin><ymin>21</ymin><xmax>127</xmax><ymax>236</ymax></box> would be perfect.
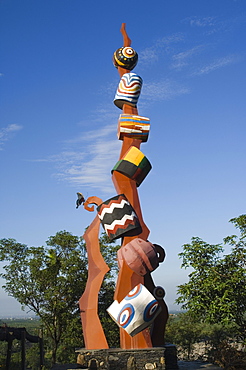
<box><xmin>78</xmin><ymin>23</ymin><xmax>168</xmax><ymax>351</ymax></box>
<box><xmin>79</xmin><ymin>197</ymin><xmax>110</xmax><ymax>349</ymax></box>
<box><xmin>111</xmin><ymin>23</ymin><xmax>168</xmax><ymax>349</ymax></box>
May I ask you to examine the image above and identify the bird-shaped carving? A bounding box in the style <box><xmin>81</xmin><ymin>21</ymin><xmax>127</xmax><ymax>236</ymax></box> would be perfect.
<box><xmin>76</xmin><ymin>192</ymin><xmax>85</xmax><ymax>208</ymax></box>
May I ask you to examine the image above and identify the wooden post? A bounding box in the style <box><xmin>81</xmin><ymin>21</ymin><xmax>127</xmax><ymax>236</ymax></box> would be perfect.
<box><xmin>39</xmin><ymin>336</ymin><xmax>45</xmax><ymax>369</ymax></box>
<box><xmin>6</xmin><ymin>337</ymin><xmax>13</xmax><ymax>370</ymax></box>
<box><xmin>21</xmin><ymin>329</ymin><xmax>26</xmax><ymax>370</ymax></box>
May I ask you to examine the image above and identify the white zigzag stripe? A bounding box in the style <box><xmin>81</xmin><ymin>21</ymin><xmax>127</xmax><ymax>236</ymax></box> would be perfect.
<box><xmin>103</xmin><ymin>211</ymin><xmax>137</xmax><ymax>232</ymax></box>
<box><xmin>98</xmin><ymin>199</ymin><xmax>129</xmax><ymax>220</ymax></box>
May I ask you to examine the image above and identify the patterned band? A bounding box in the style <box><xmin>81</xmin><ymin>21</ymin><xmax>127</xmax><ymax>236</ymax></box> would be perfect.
<box><xmin>118</xmin><ymin>114</ymin><xmax>150</xmax><ymax>142</ymax></box>
<box><xmin>112</xmin><ymin>146</ymin><xmax>152</xmax><ymax>187</ymax></box>
<box><xmin>114</xmin><ymin>73</ymin><xmax>142</xmax><ymax>109</ymax></box>
<box><xmin>97</xmin><ymin>194</ymin><xmax>142</xmax><ymax>241</ymax></box>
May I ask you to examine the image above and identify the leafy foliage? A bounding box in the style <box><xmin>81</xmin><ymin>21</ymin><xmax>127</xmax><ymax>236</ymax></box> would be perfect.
<box><xmin>98</xmin><ymin>281</ymin><xmax>120</xmax><ymax>348</ymax></box>
<box><xmin>0</xmin><ymin>231</ymin><xmax>120</xmax><ymax>365</ymax></box>
<box><xmin>165</xmin><ymin>312</ymin><xmax>203</xmax><ymax>359</ymax></box>
<box><xmin>176</xmin><ymin>215</ymin><xmax>246</xmax><ymax>342</ymax></box>
<box><xmin>165</xmin><ymin>313</ymin><xmax>246</xmax><ymax>368</ymax></box>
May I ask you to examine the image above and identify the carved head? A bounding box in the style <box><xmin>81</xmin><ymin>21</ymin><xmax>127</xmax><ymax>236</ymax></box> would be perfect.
<box><xmin>113</xmin><ymin>47</ymin><xmax>138</xmax><ymax>70</ymax></box>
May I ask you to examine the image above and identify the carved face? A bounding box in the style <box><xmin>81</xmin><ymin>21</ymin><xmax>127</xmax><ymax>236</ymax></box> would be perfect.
<box><xmin>107</xmin><ymin>284</ymin><xmax>161</xmax><ymax>337</ymax></box>
<box><xmin>113</xmin><ymin>47</ymin><xmax>138</xmax><ymax>70</ymax></box>
<box><xmin>117</xmin><ymin>238</ymin><xmax>159</xmax><ymax>276</ymax></box>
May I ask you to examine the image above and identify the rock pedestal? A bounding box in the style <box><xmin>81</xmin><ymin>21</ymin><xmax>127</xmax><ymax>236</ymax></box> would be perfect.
<box><xmin>76</xmin><ymin>344</ymin><xmax>179</xmax><ymax>370</ymax></box>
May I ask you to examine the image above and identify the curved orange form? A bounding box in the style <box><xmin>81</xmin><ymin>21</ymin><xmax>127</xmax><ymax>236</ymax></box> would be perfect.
<box><xmin>112</xmin><ymin>24</ymin><xmax>154</xmax><ymax>349</ymax></box>
<box><xmin>112</xmin><ymin>126</ymin><xmax>153</xmax><ymax>350</ymax></box>
<box><xmin>79</xmin><ymin>196</ymin><xmax>110</xmax><ymax>349</ymax></box>
<box><xmin>113</xmin><ymin>23</ymin><xmax>169</xmax><ymax>349</ymax></box>
<box><xmin>121</xmin><ymin>23</ymin><xmax>131</xmax><ymax>47</ymax></box>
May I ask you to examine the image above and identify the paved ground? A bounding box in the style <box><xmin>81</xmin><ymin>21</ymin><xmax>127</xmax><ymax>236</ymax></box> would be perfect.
<box><xmin>51</xmin><ymin>361</ymin><xmax>223</xmax><ymax>369</ymax></box>
<box><xmin>178</xmin><ymin>361</ymin><xmax>222</xmax><ymax>369</ymax></box>
<box><xmin>51</xmin><ymin>365</ymin><xmax>77</xmax><ymax>369</ymax></box>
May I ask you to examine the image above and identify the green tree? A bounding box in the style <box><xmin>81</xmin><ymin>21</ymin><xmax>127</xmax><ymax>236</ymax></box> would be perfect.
<box><xmin>176</xmin><ymin>215</ymin><xmax>246</xmax><ymax>342</ymax></box>
<box><xmin>165</xmin><ymin>312</ymin><xmax>203</xmax><ymax>359</ymax></box>
<box><xmin>0</xmin><ymin>231</ymin><xmax>120</xmax><ymax>365</ymax></box>
<box><xmin>98</xmin><ymin>281</ymin><xmax>120</xmax><ymax>348</ymax></box>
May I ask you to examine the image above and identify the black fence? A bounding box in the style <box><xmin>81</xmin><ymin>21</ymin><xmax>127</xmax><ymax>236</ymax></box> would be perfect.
<box><xmin>0</xmin><ymin>325</ymin><xmax>44</xmax><ymax>370</ymax></box>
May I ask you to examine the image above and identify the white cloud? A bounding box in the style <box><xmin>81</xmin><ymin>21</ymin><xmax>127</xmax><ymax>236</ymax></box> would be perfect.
<box><xmin>56</xmin><ymin>139</ymin><xmax>120</xmax><ymax>193</ymax></box>
<box><xmin>183</xmin><ymin>14</ymin><xmax>246</xmax><ymax>36</ymax></box>
<box><xmin>156</xmin><ymin>33</ymin><xmax>185</xmax><ymax>47</ymax></box>
<box><xmin>139</xmin><ymin>47</ymin><xmax>159</xmax><ymax>64</ymax></box>
<box><xmin>171</xmin><ymin>46</ymin><xmax>204</xmax><ymax>71</ymax></box>
<box><xmin>142</xmin><ymin>79</ymin><xmax>190</xmax><ymax>101</ymax></box>
<box><xmin>138</xmin><ymin>33</ymin><xmax>184</xmax><ymax>66</ymax></box>
<box><xmin>34</xmin><ymin>151</ymin><xmax>87</xmax><ymax>164</ymax></box>
<box><xmin>184</xmin><ymin>16</ymin><xmax>217</xmax><ymax>28</ymax></box>
<box><xmin>66</xmin><ymin>123</ymin><xmax>117</xmax><ymax>143</ymax></box>
<box><xmin>0</xmin><ymin>124</ymin><xmax>23</xmax><ymax>150</ymax></box>
<box><xmin>192</xmin><ymin>55</ymin><xmax>238</xmax><ymax>76</ymax></box>
<box><xmin>33</xmin><ymin>123</ymin><xmax>121</xmax><ymax>194</ymax></box>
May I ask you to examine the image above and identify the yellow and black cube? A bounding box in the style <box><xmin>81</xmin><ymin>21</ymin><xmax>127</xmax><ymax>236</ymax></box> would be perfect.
<box><xmin>112</xmin><ymin>146</ymin><xmax>152</xmax><ymax>187</ymax></box>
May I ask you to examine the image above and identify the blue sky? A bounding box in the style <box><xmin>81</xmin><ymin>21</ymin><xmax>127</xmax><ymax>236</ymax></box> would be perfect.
<box><xmin>1</xmin><ymin>0</ymin><xmax>246</xmax><ymax>317</ymax></box>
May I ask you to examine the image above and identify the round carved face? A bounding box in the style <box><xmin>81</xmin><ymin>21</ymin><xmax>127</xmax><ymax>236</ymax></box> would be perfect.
<box><xmin>113</xmin><ymin>47</ymin><xmax>138</xmax><ymax>70</ymax></box>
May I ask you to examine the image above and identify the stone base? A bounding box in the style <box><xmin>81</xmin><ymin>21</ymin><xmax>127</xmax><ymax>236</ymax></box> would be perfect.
<box><xmin>76</xmin><ymin>344</ymin><xmax>179</xmax><ymax>370</ymax></box>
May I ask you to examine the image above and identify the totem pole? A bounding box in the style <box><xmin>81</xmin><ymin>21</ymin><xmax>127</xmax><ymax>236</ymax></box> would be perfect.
<box><xmin>79</xmin><ymin>24</ymin><xmax>168</xmax><ymax>350</ymax></box>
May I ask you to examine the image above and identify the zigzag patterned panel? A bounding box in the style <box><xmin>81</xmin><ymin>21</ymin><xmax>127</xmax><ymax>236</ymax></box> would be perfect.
<box><xmin>97</xmin><ymin>194</ymin><xmax>142</xmax><ymax>241</ymax></box>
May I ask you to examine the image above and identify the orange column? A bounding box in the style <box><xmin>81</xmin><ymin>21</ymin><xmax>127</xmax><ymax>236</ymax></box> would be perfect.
<box><xmin>79</xmin><ymin>197</ymin><xmax>110</xmax><ymax>349</ymax></box>
<box><xmin>112</xmin><ymin>23</ymin><xmax>153</xmax><ymax>349</ymax></box>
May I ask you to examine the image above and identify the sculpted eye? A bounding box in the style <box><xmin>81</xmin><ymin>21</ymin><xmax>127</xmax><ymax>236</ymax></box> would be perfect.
<box><xmin>117</xmin><ymin>304</ymin><xmax>135</xmax><ymax>328</ymax></box>
<box><xmin>143</xmin><ymin>300</ymin><xmax>160</xmax><ymax>322</ymax></box>
<box><xmin>125</xmin><ymin>284</ymin><xmax>142</xmax><ymax>300</ymax></box>
<box><xmin>153</xmin><ymin>286</ymin><xmax>165</xmax><ymax>300</ymax></box>
<box><xmin>122</xmin><ymin>47</ymin><xmax>135</xmax><ymax>58</ymax></box>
